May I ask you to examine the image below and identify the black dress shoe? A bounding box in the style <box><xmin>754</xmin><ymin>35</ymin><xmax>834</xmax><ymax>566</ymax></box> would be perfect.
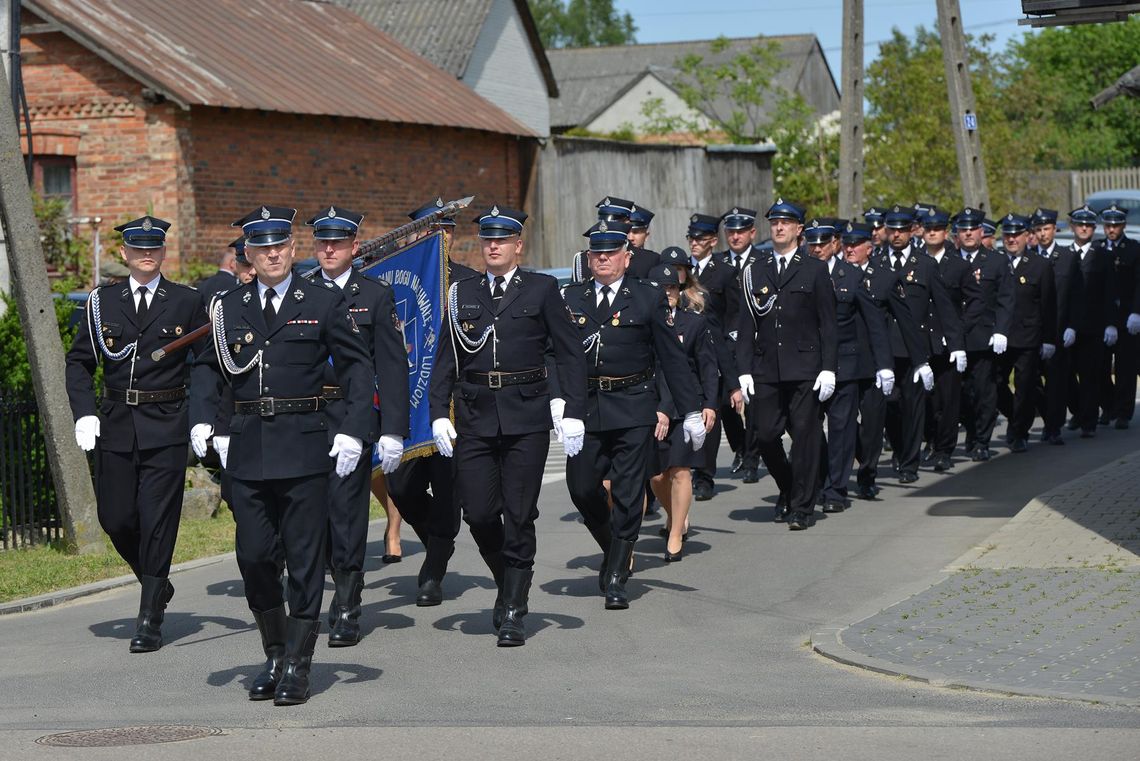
<box><xmin>1010</xmin><ymin>438</ymin><xmax>1028</xmax><ymax>453</ymax></box>
<box><xmin>416</xmin><ymin>578</ymin><xmax>443</xmax><ymax>607</ymax></box>
<box><xmin>693</xmin><ymin>481</ymin><xmax>714</xmax><ymax>501</ymax></box>
<box><xmin>381</xmin><ymin>554</ymin><xmax>402</xmax><ymax>564</ymax></box>
<box><xmin>971</xmin><ymin>448</ymin><xmax>991</xmax><ymax>462</ymax></box>
<box><xmin>787</xmin><ymin>514</ymin><xmax>811</xmax><ymax>531</ymax></box>
<box><xmin>1115</xmin><ymin>418</ymin><xmax>1130</xmax><ymax>430</ymax></box>
<box><xmin>1048</xmin><ymin>435</ymin><xmax>1065</xmax><ymax>445</ymax></box>
<box><xmin>822</xmin><ymin>501</ymin><xmax>845</xmax><ymax>513</ymax></box>
<box><xmin>742</xmin><ymin>467</ymin><xmax>759</xmax><ymax>484</ymax></box>
<box><xmin>963</xmin><ymin>441</ymin><xmax>977</xmax><ymax>455</ymax></box>
<box><xmin>921</xmin><ymin>446</ymin><xmax>934</xmax><ymax>463</ymax></box>
<box><xmin>854</xmin><ymin>485</ymin><xmax>876</xmax><ymax>500</ymax></box>
<box><xmin>1098</xmin><ymin>413</ymin><xmax>1111</xmax><ymax>426</ymax></box>
<box><xmin>730</xmin><ymin>453</ymin><xmax>744</xmax><ymax>473</ymax></box>
<box><xmin>932</xmin><ymin>454</ymin><xmax>951</xmax><ymax>472</ymax></box>
<box><xmin>1080</xmin><ymin>429</ymin><xmax>1096</xmax><ymax>438</ymax></box>
<box><xmin>898</xmin><ymin>472</ymin><xmax>919</xmax><ymax>484</ymax></box>
<box><xmin>1066</xmin><ymin>417</ymin><xmax>1080</xmax><ymax>431</ymax></box>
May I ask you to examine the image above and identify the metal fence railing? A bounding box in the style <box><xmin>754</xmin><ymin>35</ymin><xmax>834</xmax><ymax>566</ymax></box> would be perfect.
<box><xmin>0</xmin><ymin>389</ymin><xmax>62</xmax><ymax>549</ymax></box>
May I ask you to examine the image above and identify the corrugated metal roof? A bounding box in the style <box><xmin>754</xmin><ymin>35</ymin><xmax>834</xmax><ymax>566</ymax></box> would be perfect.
<box><xmin>331</xmin><ymin>0</ymin><xmax>557</xmax><ymax>96</ymax></box>
<box><xmin>547</xmin><ymin>35</ymin><xmax>828</xmax><ymax>130</ymax></box>
<box><xmin>26</xmin><ymin>0</ymin><xmax>533</xmax><ymax>136</ymax></box>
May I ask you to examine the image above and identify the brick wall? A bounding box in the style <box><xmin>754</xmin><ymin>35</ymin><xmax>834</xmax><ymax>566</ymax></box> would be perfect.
<box><xmin>22</xmin><ymin>30</ymin><xmax>528</xmax><ymax>275</ymax></box>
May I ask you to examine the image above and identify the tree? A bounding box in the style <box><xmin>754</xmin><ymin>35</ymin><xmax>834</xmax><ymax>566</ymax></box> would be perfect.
<box><xmin>528</xmin><ymin>0</ymin><xmax>636</xmax><ymax>49</ymax></box>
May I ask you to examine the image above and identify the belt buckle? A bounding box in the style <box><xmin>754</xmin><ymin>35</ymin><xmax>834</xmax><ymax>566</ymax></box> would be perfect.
<box><xmin>124</xmin><ymin>388</ymin><xmax>139</xmax><ymax>406</ymax></box>
<box><xmin>488</xmin><ymin>371</ymin><xmax>502</xmax><ymax>390</ymax></box>
<box><xmin>598</xmin><ymin>377</ymin><xmax>613</xmax><ymax>392</ymax></box>
<box><xmin>258</xmin><ymin>397</ymin><xmax>276</xmax><ymax>417</ymax></box>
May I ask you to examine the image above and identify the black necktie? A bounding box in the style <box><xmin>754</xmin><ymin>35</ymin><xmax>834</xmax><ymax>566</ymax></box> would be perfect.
<box><xmin>491</xmin><ymin>275</ymin><xmax>505</xmax><ymax>303</ymax></box>
<box><xmin>599</xmin><ymin>284</ymin><xmax>612</xmax><ymax>314</ymax></box>
<box><xmin>734</xmin><ymin>253</ymin><xmax>742</xmax><ymax>270</ymax></box>
<box><xmin>893</xmin><ymin>253</ymin><xmax>903</xmax><ymax>271</ymax></box>
<box><xmin>263</xmin><ymin>288</ymin><xmax>277</xmax><ymax>328</ymax></box>
<box><xmin>135</xmin><ymin>286</ymin><xmax>149</xmax><ymax>324</ymax></box>
<box><xmin>777</xmin><ymin>257</ymin><xmax>786</xmax><ymax>276</ymax></box>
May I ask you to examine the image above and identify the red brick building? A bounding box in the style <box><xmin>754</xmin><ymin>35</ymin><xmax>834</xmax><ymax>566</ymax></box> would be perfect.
<box><xmin>20</xmin><ymin>0</ymin><xmax>536</xmax><ymax>272</ymax></box>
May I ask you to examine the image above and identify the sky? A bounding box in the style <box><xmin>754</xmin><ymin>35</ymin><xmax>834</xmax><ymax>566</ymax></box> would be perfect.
<box><xmin>612</xmin><ymin>0</ymin><xmax>1031</xmax><ymax>81</ymax></box>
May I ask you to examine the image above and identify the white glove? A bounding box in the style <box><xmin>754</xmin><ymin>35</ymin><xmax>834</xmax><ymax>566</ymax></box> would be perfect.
<box><xmin>1105</xmin><ymin>325</ymin><xmax>1119</xmax><ymax>346</ymax></box>
<box><xmin>913</xmin><ymin>363</ymin><xmax>934</xmax><ymax>391</ymax></box>
<box><xmin>1040</xmin><ymin>343</ymin><xmax>1056</xmax><ymax>360</ymax></box>
<box><xmin>190</xmin><ymin>423</ymin><xmax>213</xmax><ymax>459</ymax></box>
<box><xmin>737</xmin><ymin>374</ymin><xmax>755</xmax><ymax>404</ymax></box>
<box><xmin>549</xmin><ymin>397</ymin><xmax>566</xmax><ymax>441</ymax></box>
<box><xmin>329</xmin><ymin>434</ymin><xmax>364</xmax><ymax>478</ymax></box>
<box><xmin>74</xmin><ymin>415</ymin><xmax>100</xmax><ymax>452</ymax></box>
<box><xmin>377</xmin><ymin>434</ymin><xmax>404</xmax><ymax>474</ymax></box>
<box><xmin>213</xmin><ymin>435</ymin><xmax>230</xmax><ymax>469</ymax></box>
<box><xmin>432</xmin><ymin>418</ymin><xmax>457</xmax><ymax>458</ymax></box>
<box><xmin>950</xmin><ymin>350</ymin><xmax>967</xmax><ymax>373</ymax></box>
<box><xmin>1063</xmin><ymin>328</ymin><xmax>1076</xmax><ymax>348</ymax></box>
<box><xmin>1128</xmin><ymin>313</ymin><xmax>1140</xmax><ymax>335</ymax></box>
<box><xmin>561</xmin><ymin>417</ymin><xmax>585</xmax><ymax>458</ymax></box>
<box><xmin>813</xmin><ymin>370</ymin><xmax>836</xmax><ymax>403</ymax></box>
<box><xmin>682</xmin><ymin>411</ymin><xmax>707</xmax><ymax>451</ymax></box>
<box><xmin>989</xmin><ymin>333</ymin><xmax>1008</xmax><ymax>355</ymax></box>
<box><xmin>875</xmin><ymin>368</ymin><xmax>895</xmax><ymax>396</ymax></box>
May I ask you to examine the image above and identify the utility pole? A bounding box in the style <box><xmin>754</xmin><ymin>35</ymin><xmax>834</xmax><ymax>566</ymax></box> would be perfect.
<box><xmin>937</xmin><ymin>0</ymin><xmax>991</xmax><ymax>212</ymax></box>
<box><xmin>837</xmin><ymin>0</ymin><xmax>864</xmax><ymax>220</ymax></box>
<box><xmin>0</xmin><ymin>0</ymin><xmax>11</xmax><ymax>315</ymax></box>
<box><xmin>0</xmin><ymin>65</ymin><xmax>102</xmax><ymax>554</ymax></box>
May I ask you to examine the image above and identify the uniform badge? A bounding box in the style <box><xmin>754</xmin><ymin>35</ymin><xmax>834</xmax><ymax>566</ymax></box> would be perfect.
<box><xmin>1019</xmin><ymin>275</ymin><xmax>1026</xmax><ymax>284</ymax></box>
<box><xmin>245</xmin><ymin>331</ymin><xmax>253</xmax><ymax>343</ymax></box>
<box><xmin>349</xmin><ymin>282</ymin><xmax>360</xmax><ymax>294</ymax></box>
<box><xmin>348</xmin><ymin>314</ymin><xmax>360</xmax><ymax>334</ymax></box>
<box><xmin>599</xmin><ymin>221</ymin><xmax>608</xmax><ymax>233</ymax></box>
<box><xmin>578</xmin><ymin>316</ymin><xmax>586</xmax><ymax>325</ymax></box>
<box><xmin>761</xmin><ymin>286</ymin><xmax>769</xmax><ymax>294</ymax></box>
<box><xmin>462</xmin><ymin>321</ymin><xmax>474</xmax><ymax>332</ymax></box>
<box><xmin>234</xmin><ymin>344</ymin><xmax>241</xmax><ymax>354</ymax></box>
<box><xmin>906</xmin><ymin>271</ymin><xmax>915</xmax><ymax>282</ymax></box>
<box><xmin>435</xmin><ymin>197</ymin><xmax>444</xmax><ymax>208</ymax></box>
<box><xmin>243</xmin><ymin>291</ymin><xmax>252</xmax><ymax>304</ymax></box>
<box><xmin>260</xmin><ymin>206</ymin><xmax>270</xmax><ymax>220</ymax></box>
<box><xmin>324</xmin><ymin>280</ymin><xmax>335</xmax><ymax>288</ymax></box>
<box><xmin>328</xmin><ymin>206</ymin><xmax>337</xmax><ymax>218</ymax></box>
<box><xmin>175</xmin><ymin>325</ymin><xmax>183</xmax><ymax>336</ymax></box>
<box><xmin>666</xmin><ymin>313</ymin><xmax>674</xmax><ymax>327</ymax></box>
<box><xmin>141</xmin><ymin>217</ymin><xmax>152</xmax><ymax>231</ymax></box>
<box><xmin>106</xmin><ymin>338</ymin><xmax>114</xmax><ymax>349</ymax></box>
<box><xmin>974</xmin><ymin>269</ymin><xmax>981</xmax><ymax>283</ymax></box>
<box><xmin>611</xmin><ymin>310</ymin><xmax>621</xmax><ymax>326</ymax></box>
<box><xmin>490</xmin><ymin>205</ymin><xmax>500</xmax><ymax>217</ymax></box>
<box><xmin>293</xmin><ymin>289</ymin><xmax>304</xmax><ymax>302</ymax></box>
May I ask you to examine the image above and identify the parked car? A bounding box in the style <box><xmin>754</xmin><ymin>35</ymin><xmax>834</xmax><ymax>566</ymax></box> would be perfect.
<box><xmin>1085</xmin><ymin>189</ymin><xmax>1140</xmax><ymax>239</ymax></box>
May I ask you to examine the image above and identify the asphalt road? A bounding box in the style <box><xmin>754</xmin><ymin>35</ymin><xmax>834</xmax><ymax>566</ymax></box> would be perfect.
<box><xmin>3</xmin><ymin>427</ymin><xmax>1139</xmax><ymax>759</ymax></box>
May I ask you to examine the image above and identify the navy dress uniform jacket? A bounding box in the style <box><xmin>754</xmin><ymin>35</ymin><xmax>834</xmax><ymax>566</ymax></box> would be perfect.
<box><xmin>861</xmin><ymin>263</ymin><xmax>930</xmax><ymax>366</ymax></box>
<box><xmin>656</xmin><ymin>308</ymin><xmax>719</xmax><ymax>418</ymax></box>
<box><xmin>830</xmin><ymin>259</ymin><xmax>892</xmax><ymax>382</ymax></box>
<box><xmin>960</xmin><ymin>248</ymin><xmax>1014</xmax><ymax>350</ymax></box>
<box><xmin>693</xmin><ymin>254</ymin><xmax>742</xmax><ymax>382</ymax></box>
<box><xmin>317</xmin><ymin>269</ymin><xmax>409</xmax><ymax>442</ymax></box>
<box><xmin>1063</xmin><ymin>245</ymin><xmax>1114</xmax><ymax>334</ymax></box>
<box><xmin>1007</xmin><ymin>255</ymin><xmax>1057</xmax><ymax>349</ymax></box>
<box><xmin>66</xmin><ymin>276</ymin><xmax>208</xmax><ymax>451</ymax></box>
<box><xmin>561</xmin><ymin>277</ymin><xmax>699</xmax><ymax>432</ymax></box>
<box><xmin>735</xmin><ymin>250</ymin><xmax>838</xmax><ymax>383</ymax></box>
<box><xmin>190</xmin><ymin>276</ymin><xmax>374</xmax><ymax>481</ymax></box>
<box><xmin>930</xmin><ymin>247</ymin><xmax>984</xmax><ymax>350</ymax></box>
<box><xmin>1096</xmin><ymin>236</ymin><xmax>1140</xmax><ymax>328</ymax></box>
<box><xmin>195</xmin><ymin>270</ymin><xmax>239</xmax><ymax>300</ymax></box>
<box><xmin>875</xmin><ymin>251</ymin><xmax>963</xmax><ymax>358</ymax></box>
<box><xmin>430</xmin><ymin>270</ymin><xmax>587</xmax><ymax>437</ymax></box>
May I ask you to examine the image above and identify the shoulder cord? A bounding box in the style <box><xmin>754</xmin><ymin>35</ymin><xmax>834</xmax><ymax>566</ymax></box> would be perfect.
<box><xmin>89</xmin><ymin>288</ymin><xmax>137</xmax><ymax>361</ymax></box>
<box><xmin>741</xmin><ymin>266</ymin><xmax>778</xmax><ymax>330</ymax></box>
<box><xmin>572</xmin><ymin>250</ymin><xmax>585</xmax><ymax>283</ymax></box>
<box><xmin>447</xmin><ymin>281</ymin><xmax>497</xmax><ymax>374</ymax></box>
<box><xmin>211</xmin><ymin>297</ymin><xmax>263</xmax><ymax>385</ymax></box>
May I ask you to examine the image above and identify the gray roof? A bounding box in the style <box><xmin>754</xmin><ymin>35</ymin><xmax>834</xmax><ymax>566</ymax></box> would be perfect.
<box><xmin>547</xmin><ymin>35</ymin><xmax>836</xmax><ymax>131</ymax></box>
<box><xmin>330</xmin><ymin>0</ymin><xmax>558</xmax><ymax>96</ymax></box>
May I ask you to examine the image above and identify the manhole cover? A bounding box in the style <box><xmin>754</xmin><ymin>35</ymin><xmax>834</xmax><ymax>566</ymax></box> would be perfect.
<box><xmin>36</xmin><ymin>725</ymin><xmax>221</xmax><ymax>747</ymax></box>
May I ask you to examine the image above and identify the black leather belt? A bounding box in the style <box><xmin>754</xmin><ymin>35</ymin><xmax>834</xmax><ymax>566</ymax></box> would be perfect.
<box><xmin>321</xmin><ymin>385</ymin><xmax>343</xmax><ymax>400</ymax></box>
<box><xmin>234</xmin><ymin>396</ymin><xmax>327</xmax><ymax>416</ymax></box>
<box><xmin>104</xmin><ymin>386</ymin><xmax>186</xmax><ymax>406</ymax></box>
<box><xmin>587</xmin><ymin>369</ymin><xmax>653</xmax><ymax>391</ymax></box>
<box><xmin>465</xmin><ymin>367</ymin><xmax>547</xmax><ymax>389</ymax></box>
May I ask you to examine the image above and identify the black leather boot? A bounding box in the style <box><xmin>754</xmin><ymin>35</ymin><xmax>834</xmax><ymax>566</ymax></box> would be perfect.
<box><xmin>274</xmin><ymin>617</ymin><xmax>320</xmax><ymax>706</ymax></box>
<box><xmin>328</xmin><ymin>570</ymin><xmax>364</xmax><ymax>647</ymax></box>
<box><xmin>129</xmin><ymin>575</ymin><xmax>169</xmax><ymax>653</ymax></box>
<box><xmin>479</xmin><ymin>549</ymin><xmax>507</xmax><ymax>630</ymax></box>
<box><xmin>585</xmin><ymin>521</ymin><xmax>612</xmax><ymax>592</ymax></box>
<box><xmin>603</xmin><ymin>538</ymin><xmax>635</xmax><ymax>610</ymax></box>
<box><xmin>326</xmin><ymin>573</ymin><xmax>341</xmax><ymax>629</ymax></box>
<box><xmin>416</xmin><ymin>536</ymin><xmax>454</xmax><ymax>607</ymax></box>
<box><xmin>249</xmin><ymin>606</ymin><xmax>287</xmax><ymax>700</ymax></box>
<box><xmin>496</xmin><ymin>567</ymin><xmax>533</xmax><ymax>647</ymax></box>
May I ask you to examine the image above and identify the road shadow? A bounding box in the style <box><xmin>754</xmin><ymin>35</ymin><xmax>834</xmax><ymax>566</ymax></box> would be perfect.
<box><xmin>431</xmin><ymin>610</ymin><xmax>584</xmax><ymax>640</ymax></box>
<box><xmin>90</xmin><ymin>612</ymin><xmax>250</xmax><ymax>644</ymax></box>
<box><xmin>206</xmin><ymin>660</ymin><xmax>382</xmax><ymax>697</ymax></box>
<box><xmin>205</xmin><ymin>578</ymin><xmax>246</xmax><ymax>598</ymax></box>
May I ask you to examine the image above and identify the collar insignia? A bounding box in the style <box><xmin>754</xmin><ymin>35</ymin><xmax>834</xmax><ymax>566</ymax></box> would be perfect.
<box><xmin>293</xmin><ymin>289</ymin><xmax>304</xmax><ymax>302</ymax></box>
<box><xmin>242</xmin><ymin>291</ymin><xmax>252</xmax><ymax>304</ymax></box>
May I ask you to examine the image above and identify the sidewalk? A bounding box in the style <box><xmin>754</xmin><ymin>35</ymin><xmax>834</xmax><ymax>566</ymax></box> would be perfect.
<box><xmin>813</xmin><ymin>449</ymin><xmax>1140</xmax><ymax>706</ymax></box>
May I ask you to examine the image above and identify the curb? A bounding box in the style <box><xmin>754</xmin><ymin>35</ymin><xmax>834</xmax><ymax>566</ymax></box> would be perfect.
<box><xmin>0</xmin><ymin>552</ymin><xmax>235</xmax><ymax>616</ymax></box>
<box><xmin>811</xmin><ymin>618</ymin><xmax>1140</xmax><ymax>708</ymax></box>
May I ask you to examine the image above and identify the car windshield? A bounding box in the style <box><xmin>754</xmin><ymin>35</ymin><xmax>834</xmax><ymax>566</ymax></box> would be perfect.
<box><xmin>1087</xmin><ymin>197</ymin><xmax>1140</xmax><ymax>225</ymax></box>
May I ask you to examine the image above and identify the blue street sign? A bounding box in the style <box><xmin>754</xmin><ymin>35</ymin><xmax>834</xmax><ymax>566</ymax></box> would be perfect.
<box><xmin>963</xmin><ymin>113</ymin><xmax>978</xmax><ymax>131</ymax></box>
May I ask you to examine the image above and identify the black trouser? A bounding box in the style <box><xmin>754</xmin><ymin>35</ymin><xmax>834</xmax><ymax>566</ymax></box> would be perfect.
<box><xmin>821</xmin><ymin>378</ymin><xmax>864</xmax><ymax>505</ymax></box>
<box><xmin>962</xmin><ymin>350</ymin><xmax>997</xmax><ymax>447</ymax></box>
<box><xmin>568</xmin><ymin>425</ymin><xmax>654</xmax><ymax>542</ymax></box>
<box><xmin>748</xmin><ymin>380</ymin><xmax>822</xmax><ymax>518</ymax></box>
<box><xmin>928</xmin><ymin>353</ymin><xmax>962</xmax><ymax>456</ymax></box>
<box><xmin>325</xmin><ymin>446</ymin><xmax>374</xmax><ymax>573</ymax></box>
<box><xmin>1042</xmin><ymin>346</ymin><xmax>1070</xmax><ymax>435</ymax></box>
<box><xmin>96</xmin><ymin>443</ymin><xmax>187</xmax><ymax>580</ymax></box>
<box><xmin>998</xmin><ymin>347</ymin><xmax>1039</xmax><ymax>440</ymax></box>
<box><xmin>856</xmin><ymin>384</ymin><xmax>887</xmax><ymax>488</ymax></box>
<box><xmin>231</xmin><ymin>473</ymin><xmax>329</xmax><ymax>620</ymax></box>
<box><xmin>694</xmin><ymin>417</ymin><xmax>722</xmax><ymax>487</ymax></box>
<box><xmin>722</xmin><ymin>399</ymin><xmax>758</xmax><ymax>468</ymax></box>
<box><xmin>885</xmin><ymin>356</ymin><xmax>925</xmax><ymax>477</ymax></box>
<box><xmin>455</xmin><ymin>431</ymin><xmax>549</xmax><ymax>570</ymax></box>
<box><xmin>1100</xmin><ymin>332</ymin><xmax>1138</xmax><ymax>422</ymax></box>
<box><xmin>1071</xmin><ymin>334</ymin><xmax>1105</xmax><ymax>432</ymax></box>
<box><xmin>386</xmin><ymin>452</ymin><xmax>462</xmax><ymax>546</ymax></box>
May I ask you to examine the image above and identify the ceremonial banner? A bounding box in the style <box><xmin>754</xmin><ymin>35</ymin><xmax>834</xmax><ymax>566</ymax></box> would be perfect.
<box><xmin>362</xmin><ymin>231</ymin><xmax>448</xmax><ymax>468</ymax></box>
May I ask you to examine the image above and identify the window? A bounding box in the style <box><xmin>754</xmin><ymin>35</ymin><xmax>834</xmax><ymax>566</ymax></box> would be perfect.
<box><xmin>32</xmin><ymin>157</ymin><xmax>77</xmax><ymax>217</ymax></box>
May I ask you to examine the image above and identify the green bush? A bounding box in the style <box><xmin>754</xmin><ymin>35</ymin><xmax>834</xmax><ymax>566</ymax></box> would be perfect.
<box><xmin>0</xmin><ymin>292</ymin><xmax>78</xmax><ymax>394</ymax></box>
